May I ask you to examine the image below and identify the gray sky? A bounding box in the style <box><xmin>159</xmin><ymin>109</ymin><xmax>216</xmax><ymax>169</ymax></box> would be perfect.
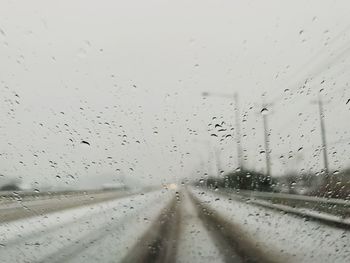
<box><xmin>0</xmin><ymin>0</ymin><xmax>350</xmax><ymax>189</ymax></box>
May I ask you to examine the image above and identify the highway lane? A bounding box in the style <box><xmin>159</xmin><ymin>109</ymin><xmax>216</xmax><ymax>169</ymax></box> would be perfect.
<box><xmin>1</xmin><ymin>187</ymin><xmax>349</xmax><ymax>262</ymax></box>
<box><xmin>0</xmin><ymin>190</ymin><xmax>136</xmax><ymax>223</ymax></box>
<box><xmin>122</xmin><ymin>191</ymin><xmax>226</xmax><ymax>263</ymax></box>
<box><xmin>176</xmin><ymin>191</ymin><xmax>225</xmax><ymax>263</ymax></box>
<box><xmin>0</xmin><ymin>189</ymin><xmax>174</xmax><ymax>263</ymax></box>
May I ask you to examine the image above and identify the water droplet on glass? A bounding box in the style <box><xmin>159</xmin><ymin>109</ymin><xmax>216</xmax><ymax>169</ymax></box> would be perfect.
<box><xmin>81</xmin><ymin>140</ymin><xmax>90</xmax><ymax>146</ymax></box>
<box><xmin>260</xmin><ymin>108</ymin><xmax>269</xmax><ymax>115</ymax></box>
<box><xmin>0</xmin><ymin>28</ymin><xmax>6</xmax><ymax>36</ymax></box>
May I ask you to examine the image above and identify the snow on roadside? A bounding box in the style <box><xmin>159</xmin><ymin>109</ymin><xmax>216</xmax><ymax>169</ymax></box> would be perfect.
<box><xmin>190</xmin><ymin>187</ymin><xmax>350</xmax><ymax>263</ymax></box>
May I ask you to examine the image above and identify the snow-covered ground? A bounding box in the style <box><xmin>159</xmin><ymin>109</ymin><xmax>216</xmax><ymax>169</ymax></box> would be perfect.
<box><xmin>2</xmin><ymin>187</ymin><xmax>349</xmax><ymax>263</ymax></box>
<box><xmin>0</xmin><ymin>189</ymin><xmax>173</xmax><ymax>263</ymax></box>
<box><xmin>190</xmin><ymin>187</ymin><xmax>350</xmax><ymax>263</ymax></box>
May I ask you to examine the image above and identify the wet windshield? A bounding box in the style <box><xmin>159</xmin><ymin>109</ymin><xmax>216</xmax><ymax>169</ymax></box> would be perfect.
<box><xmin>0</xmin><ymin>0</ymin><xmax>350</xmax><ymax>262</ymax></box>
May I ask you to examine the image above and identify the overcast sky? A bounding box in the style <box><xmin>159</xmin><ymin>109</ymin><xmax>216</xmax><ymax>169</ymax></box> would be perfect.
<box><xmin>0</xmin><ymin>0</ymin><xmax>350</xmax><ymax>189</ymax></box>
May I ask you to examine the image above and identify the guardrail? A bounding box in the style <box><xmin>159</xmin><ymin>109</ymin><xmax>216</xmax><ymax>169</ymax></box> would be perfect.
<box><xmin>235</xmin><ymin>190</ymin><xmax>350</xmax><ymax>206</ymax></box>
<box><xmin>213</xmin><ymin>188</ymin><xmax>350</xmax><ymax>229</ymax></box>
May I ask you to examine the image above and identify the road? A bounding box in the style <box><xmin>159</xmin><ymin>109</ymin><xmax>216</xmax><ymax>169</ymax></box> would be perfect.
<box><xmin>0</xmin><ymin>187</ymin><xmax>349</xmax><ymax>263</ymax></box>
<box><xmin>0</xmin><ymin>190</ymin><xmax>133</xmax><ymax>223</ymax></box>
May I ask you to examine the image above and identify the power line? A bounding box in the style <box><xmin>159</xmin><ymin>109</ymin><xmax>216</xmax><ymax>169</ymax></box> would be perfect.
<box><xmin>266</xmin><ymin>22</ymin><xmax>350</xmax><ymax>102</ymax></box>
<box><xmin>268</xmin><ymin>43</ymin><xmax>350</xmax><ymax>107</ymax></box>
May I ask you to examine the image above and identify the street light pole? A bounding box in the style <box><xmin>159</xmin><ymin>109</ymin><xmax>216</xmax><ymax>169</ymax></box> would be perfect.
<box><xmin>316</xmin><ymin>95</ymin><xmax>329</xmax><ymax>177</ymax></box>
<box><xmin>311</xmin><ymin>95</ymin><xmax>330</xmax><ymax>177</ymax></box>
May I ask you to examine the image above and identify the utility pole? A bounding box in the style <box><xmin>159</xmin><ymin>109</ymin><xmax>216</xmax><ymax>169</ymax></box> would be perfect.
<box><xmin>261</xmin><ymin>104</ymin><xmax>271</xmax><ymax>177</ymax></box>
<box><xmin>214</xmin><ymin>147</ymin><xmax>222</xmax><ymax>176</ymax></box>
<box><xmin>316</xmin><ymin>95</ymin><xmax>329</xmax><ymax>177</ymax></box>
<box><xmin>234</xmin><ymin>93</ymin><xmax>244</xmax><ymax>170</ymax></box>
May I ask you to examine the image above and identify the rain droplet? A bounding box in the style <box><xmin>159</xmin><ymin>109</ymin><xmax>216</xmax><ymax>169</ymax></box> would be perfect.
<box><xmin>260</xmin><ymin>108</ymin><xmax>269</xmax><ymax>115</ymax></box>
<box><xmin>81</xmin><ymin>140</ymin><xmax>90</xmax><ymax>146</ymax></box>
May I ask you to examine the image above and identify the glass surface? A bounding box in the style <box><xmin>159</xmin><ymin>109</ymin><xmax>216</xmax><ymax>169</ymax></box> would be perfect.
<box><xmin>0</xmin><ymin>0</ymin><xmax>349</xmax><ymax>262</ymax></box>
